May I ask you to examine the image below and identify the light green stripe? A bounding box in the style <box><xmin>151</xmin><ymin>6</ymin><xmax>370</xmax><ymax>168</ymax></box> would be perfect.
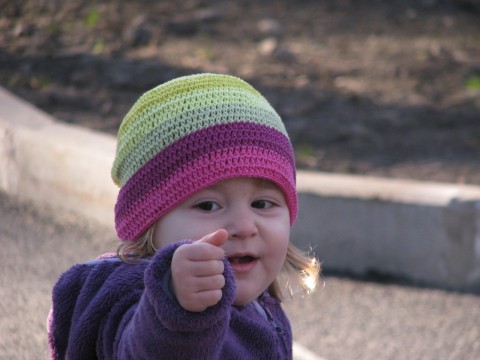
<box><xmin>118</xmin><ymin>74</ymin><xmax>260</xmax><ymax>138</ymax></box>
<box><xmin>112</xmin><ymin>87</ymin><xmax>283</xmax><ymax>183</ymax></box>
<box><xmin>112</xmin><ymin>102</ymin><xmax>285</xmax><ymax>185</ymax></box>
<box><xmin>117</xmin><ymin>88</ymin><xmax>278</xmax><ymax>154</ymax></box>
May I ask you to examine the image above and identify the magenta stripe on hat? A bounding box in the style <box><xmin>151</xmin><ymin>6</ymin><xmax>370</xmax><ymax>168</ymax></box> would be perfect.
<box><xmin>115</xmin><ymin>146</ymin><xmax>296</xmax><ymax>241</ymax></box>
<box><xmin>115</xmin><ymin>122</ymin><xmax>294</xmax><ymax>217</ymax></box>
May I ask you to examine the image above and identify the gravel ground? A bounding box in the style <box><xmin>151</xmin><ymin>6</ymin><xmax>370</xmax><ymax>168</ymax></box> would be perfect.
<box><xmin>283</xmin><ymin>278</ymin><xmax>480</xmax><ymax>360</ymax></box>
<box><xmin>1</xmin><ymin>190</ymin><xmax>480</xmax><ymax>360</ymax></box>
<box><xmin>0</xmin><ymin>191</ymin><xmax>116</xmax><ymax>360</ymax></box>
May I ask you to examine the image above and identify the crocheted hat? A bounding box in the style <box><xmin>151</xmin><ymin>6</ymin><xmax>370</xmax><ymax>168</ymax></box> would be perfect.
<box><xmin>112</xmin><ymin>73</ymin><xmax>297</xmax><ymax>241</ymax></box>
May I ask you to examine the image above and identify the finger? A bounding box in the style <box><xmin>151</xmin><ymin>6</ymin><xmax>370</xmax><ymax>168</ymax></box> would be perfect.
<box><xmin>186</xmin><ymin>259</ymin><xmax>225</xmax><ymax>277</ymax></box>
<box><xmin>196</xmin><ymin>229</ymin><xmax>228</xmax><ymax>248</ymax></box>
<box><xmin>174</xmin><ymin>242</ymin><xmax>225</xmax><ymax>262</ymax></box>
<box><xmin>186</xmin><ymin>274</ymin><xmax>225</xmax><ymax>293</ymax></box>
<box><xmin>173</xmin><ymin>271</ymin><xmax>225</xmax><ymax>297</ymax></box>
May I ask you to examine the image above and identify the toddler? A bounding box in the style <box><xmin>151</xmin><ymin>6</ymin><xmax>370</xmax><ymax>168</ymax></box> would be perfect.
<box><xmin>48</xmin><ymin>73</ymin><xmax>319</xmax><ymax>359</ymax></box>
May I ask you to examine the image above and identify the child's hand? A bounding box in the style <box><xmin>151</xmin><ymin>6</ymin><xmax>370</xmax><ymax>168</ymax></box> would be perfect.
<box><xmin>171</xmin><ymin>229</ymin><xmax>228</xmax><ymax>312</ymax></box>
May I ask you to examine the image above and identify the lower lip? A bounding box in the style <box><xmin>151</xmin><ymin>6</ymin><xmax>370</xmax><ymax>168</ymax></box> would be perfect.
<box><xmin>229</xmin><ymin>259</ymin><xmax>257</xmax><ymax>274</ymax></box>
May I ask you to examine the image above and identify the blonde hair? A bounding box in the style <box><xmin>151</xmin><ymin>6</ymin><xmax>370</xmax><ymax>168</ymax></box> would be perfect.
<box><xmin>117</xmin><ymin>227</ymin><xmax>320</xmax><ymax>300</ymax></box>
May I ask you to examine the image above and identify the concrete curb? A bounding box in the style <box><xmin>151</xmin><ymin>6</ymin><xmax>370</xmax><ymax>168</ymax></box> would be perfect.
<box><xmin>1</xmin><ymin>86</ymin><xmax>479</xmax><ymax>293</ymax></box>
<box><xmin>0</xmin><ymin>86</ymin><xmax>118</xmax><ymax>228</ymax></box>
<box><xmin>294</xmin><ymin>172</ymin><xmax>480</xmax><ymax>291</ymax></box>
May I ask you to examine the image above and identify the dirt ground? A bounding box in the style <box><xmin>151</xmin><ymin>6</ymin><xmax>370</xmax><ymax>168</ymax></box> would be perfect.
<box><xmin>1</xmin><ymin>0</ymin><xmax>480</xmax><ymax>184</ymax></box>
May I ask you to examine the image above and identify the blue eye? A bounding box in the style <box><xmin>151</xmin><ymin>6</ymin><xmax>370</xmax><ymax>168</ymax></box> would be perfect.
<box><xmin>252</xmin><ymin>200</ymin><xmax>274</xmax><ymax>209</ymax></box>
<box><xmin>196</xmin><ymin>201</ymin><xmax>220</xmax><ymax>211</ymax></box>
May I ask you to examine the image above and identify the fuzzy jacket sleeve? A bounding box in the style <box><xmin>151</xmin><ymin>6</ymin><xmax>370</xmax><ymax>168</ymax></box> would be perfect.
<box><xmin>49</xmin><ymin>240</ymin><xmax>236</xmax><ymax>360</ymax></box>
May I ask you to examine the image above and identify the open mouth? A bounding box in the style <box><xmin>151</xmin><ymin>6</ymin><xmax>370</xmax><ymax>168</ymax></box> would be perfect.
<box><xmin>228</xmin><ymin>255</ymin><xmax>256</xmax><ymax>264</ymax></box>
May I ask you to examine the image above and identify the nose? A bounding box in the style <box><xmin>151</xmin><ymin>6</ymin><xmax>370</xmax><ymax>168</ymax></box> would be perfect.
<box><xmin>226</xmin><ymin>205</ymin><xmax>258</xmax><ymax>240</ymax></box>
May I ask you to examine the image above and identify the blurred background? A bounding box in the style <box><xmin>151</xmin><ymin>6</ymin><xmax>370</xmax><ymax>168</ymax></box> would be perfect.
<box><xmin>1</xmin><ymin>1</ymin><xmax>480</xmax><ymax>359</ymax></box>
<box><xmin>1</xmin><ymin>0</ymin><xmax>479</xmax><ymax>184</ymax></box>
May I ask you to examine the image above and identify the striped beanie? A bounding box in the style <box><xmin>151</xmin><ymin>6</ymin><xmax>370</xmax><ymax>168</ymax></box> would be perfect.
<box><xmin>112</xmin><ymin>73</ymin><xmax>297</xmax><ymax>241</ymax></box>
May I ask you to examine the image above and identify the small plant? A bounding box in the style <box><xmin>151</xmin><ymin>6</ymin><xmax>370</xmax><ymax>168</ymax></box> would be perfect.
<box><xmin>48</xmin><ymin>21</ymin><xmax>60</xmax><ymax>34</ymax></box>
<box><xmin>28</xmin><ymin>75</ymin><xmax>51</xmax><ymax>89</ymax></box>
<box><xmin>84</xmin><ymin>8</ymin><xmax>100</xmax><ymax>29</ymax></box>
<box><xmin>295</xmin><ymin>143</ymin><xmax>318</xmax><ymax>167</ymax></box>
<box><xmin>92</xmin><ymin>39</ymin><xmax>105</xmax><ymax>55</ymax></box>
<box><xmin>8</xmin><ymin>74</ymin><xmax>51</xmax><ymax>89</ymax></box>
<box><xmin>195</xmin><ymin>46</ymin><xmax>214</xmax><ymax>61</ymax></box>
<box><xmin>466</xmin><ymin>75</ymin><xmax>480</xmax><ymax>90</ymax></box>
<box><xmin>7</xmin><ymin>74</ymin><xmax>21</xmax><ymax>87</ymax></box>
<box><xmin>297</xmin><ymin>143</ymin><xmax>314</xmax><ymax>158</ymax></box>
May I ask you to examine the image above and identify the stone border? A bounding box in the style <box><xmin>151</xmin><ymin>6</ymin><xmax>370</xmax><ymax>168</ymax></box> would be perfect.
<box><xmin>294</xmin><ymin>172</ymin><xmax>480</xmax><ymax>291</ymax></box>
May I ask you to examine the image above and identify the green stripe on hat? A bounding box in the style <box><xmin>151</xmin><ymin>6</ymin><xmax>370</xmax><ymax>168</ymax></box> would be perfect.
<box><xmin>113</xmin><ymin>103</ymin><xmax>286</xmax><ymax>186</ymax></box>
<box><xmin>117</xmin><ymin>73</ymin><xmax>261</xmax><ymax>138</ymax></box>
<box><xmin>112</xmin><ymin>75</ymin><xmax>288</xmax><ymax>186</ymax></box>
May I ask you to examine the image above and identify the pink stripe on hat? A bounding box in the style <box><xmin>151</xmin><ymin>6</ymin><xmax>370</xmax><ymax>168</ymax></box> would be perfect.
<box><xmin>116</xmin><ymin>145</ymin><xmax>296</xmax><ymax>241</ymax></box>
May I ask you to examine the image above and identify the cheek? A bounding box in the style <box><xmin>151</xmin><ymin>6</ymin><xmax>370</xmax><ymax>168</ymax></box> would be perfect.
<box><xmin>152</xmin><ymin>223</ymin><xmax>173</xmax><ymax>249</ymax></box>
<box><xmin>268</xmin><ymin>230</ymin><xmax>290</xmax><ymax>270</ymax></box>
<box><xmin>152</xmin><ymin>214</ymin><xmax>183</xmax><ymax>248</ymax></box>
<box><xmin>153</xmin><ymin>217</ymin><xmax>222</xmax><ymax>248</ymax></box>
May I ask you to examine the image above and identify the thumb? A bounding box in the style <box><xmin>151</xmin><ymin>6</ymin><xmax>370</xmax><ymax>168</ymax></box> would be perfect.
<box><xmin>197</xmin><ymin>229</ymin><xmax>228</xmax><ymax>248</ymax></box>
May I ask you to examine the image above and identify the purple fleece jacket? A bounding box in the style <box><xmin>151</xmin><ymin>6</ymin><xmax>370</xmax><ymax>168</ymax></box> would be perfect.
<box><xmin>48</xmin><ymin>241</ymin><xmax>292</xmax><ymax>359</ymax></box>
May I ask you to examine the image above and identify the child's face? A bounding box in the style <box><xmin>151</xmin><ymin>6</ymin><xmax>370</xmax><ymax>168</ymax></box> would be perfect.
<box><xmin>153</xmin><ymin>177</ymin><xmax>291</xmax><ymax>305</ymax></box>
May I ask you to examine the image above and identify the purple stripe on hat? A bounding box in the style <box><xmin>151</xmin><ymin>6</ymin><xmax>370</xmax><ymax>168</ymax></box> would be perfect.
<box><xmin>116</xmin><ymin>122</ymin><xmax>294</xmax><ymax>215</ymax></box>
<box><xmin>115</xmin><ymin>146</ymin><xmax>296</xmax><ymax>241</ymax></box>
